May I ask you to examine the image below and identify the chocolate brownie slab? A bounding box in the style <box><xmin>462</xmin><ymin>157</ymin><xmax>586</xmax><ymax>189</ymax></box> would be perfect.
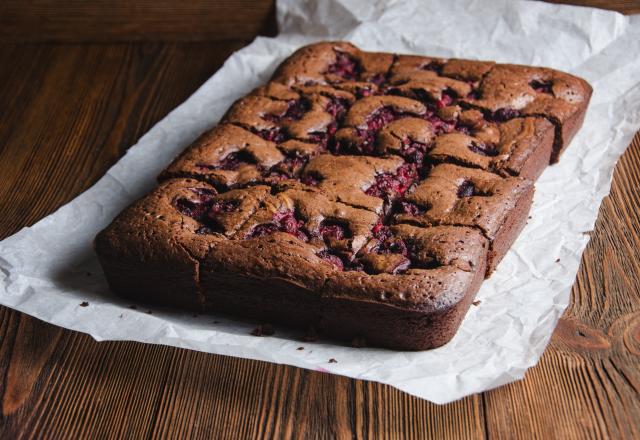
<box><xmin>95</xmin><ymin>42</ymin><xmax>591</xmax><ymax>350</ymax></box>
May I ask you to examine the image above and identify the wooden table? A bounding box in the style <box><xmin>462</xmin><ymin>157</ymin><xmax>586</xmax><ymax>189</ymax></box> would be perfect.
<box><xmin>1</xmin><ymin>1</ymin><xmax>638</xmax><ymax>438</ymax></box>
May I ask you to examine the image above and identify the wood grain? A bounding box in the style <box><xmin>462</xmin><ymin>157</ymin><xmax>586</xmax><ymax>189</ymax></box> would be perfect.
<box><xmin>543</xmin><ymin>0</ymin><xmax>640</xmax><ymax>13</ymax></box>
<box><xmin>0</xmin><ymin>42</ymin><xmax>245</xmax><ymax>238</ymax></box>
<box><xmin>0</xmin><ymin>0</ymin><xmax>638</xmax><ymax>44</ymax></box>
<box><xmin>0</xmin><ymin>1</ymin><xmax>639</xmax><ymax>438</ymax></box>
<box><xmin>0</xmin><ymin>0</ymin><xmax>277</xmax><ymax>42</ymax></box>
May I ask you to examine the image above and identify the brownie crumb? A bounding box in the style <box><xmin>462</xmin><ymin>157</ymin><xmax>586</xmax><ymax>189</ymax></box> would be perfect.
<box><xmin>555</xmin><ymin>258</ymin><xmax>560</xmax><ymax>262</ymax></box>
<box><xmin>251</xmin><ymin>323</ymin><xmax>275</xmax><ymax>336</ymax></box>
<box><xmin>472</xmin><ymin>300</ymin><xmax>481</xmax><ymax>306</ymax></box>
<box><xmin>297</xmin><ymin>346</ymin><xmax>305</xmax><ymax>351</ymax></box>
<box><xmin>79</xmin><ymin>301</ymin><xmax>89</xmax><ymax>307</ymax></box>
<box><xmin>328</xmin><ymin>358</ymin><xmax>338</xmax><ymax>363</ymax></box>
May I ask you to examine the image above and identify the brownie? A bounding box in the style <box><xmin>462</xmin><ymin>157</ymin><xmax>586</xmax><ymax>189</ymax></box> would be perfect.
<box><xmin>95</xmin><ymin>42</ymin><xmax>591</xmax><ymax>350</ymax></box>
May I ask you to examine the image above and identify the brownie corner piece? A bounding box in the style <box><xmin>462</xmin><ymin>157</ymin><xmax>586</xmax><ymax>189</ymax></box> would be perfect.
<box><xmin>320</xmin><ymin>224</ymin><xmax>488</xmax><ymax>350</ymax></box>
<box><xmin>458</xmin><ymin>63</ymin><xmax>592</xmax><ymax>162</ymax></box>
<box><xmin>398</xmin><ymin>163</ymin><xmax>534</xmax><ymax>274</ymax></box>
<box><xmin>95</xmin><ymin>178</ymin><xmax>223</xmax><ymax>310</ymax></box>
<box><xmin>96</xmin><ymin>41</ymin><xmax>591</xmax><ymax>350</ymax></box>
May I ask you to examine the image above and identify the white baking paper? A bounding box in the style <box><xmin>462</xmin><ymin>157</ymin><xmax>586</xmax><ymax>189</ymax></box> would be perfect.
<box><xmin>1</xmin><ymin>0</ymin><xmax>639</xmax><ymax>404</ymax></box>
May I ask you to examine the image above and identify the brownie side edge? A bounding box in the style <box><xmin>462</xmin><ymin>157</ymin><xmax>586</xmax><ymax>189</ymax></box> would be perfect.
<box><xmin>197</xmin><ymin>259</ymin><xmax>486</xmax><ymax>350</ymax></box>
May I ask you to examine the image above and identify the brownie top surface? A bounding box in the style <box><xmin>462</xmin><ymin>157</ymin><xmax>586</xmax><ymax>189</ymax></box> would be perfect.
<box><xmin>101</xmin><ymin>41</ymin><xmax>591</xmax><ymax>312</ymax></box>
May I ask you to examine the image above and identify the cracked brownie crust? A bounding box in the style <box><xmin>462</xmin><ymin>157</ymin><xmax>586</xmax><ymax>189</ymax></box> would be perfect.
<box><xmin>95</xmin><ymin>42</ymin><xmax>591</xmax><ymax>350</ymax></box>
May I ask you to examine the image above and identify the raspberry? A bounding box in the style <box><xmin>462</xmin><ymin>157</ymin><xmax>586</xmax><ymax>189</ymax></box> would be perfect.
<box><xmin>435</xmin><ymin>91</ymin><xmax>455</xmax><ymax>109</ymax></box>
<box><xmin>529</xmin><ymin>80</ymin><xmax>553</xmax><ymax>94</ymax></box>
<box><xmin>398</xmin><ymin>201</ymin><xmax>424</xmax><ymax>216</ymax></box>
<box><xmin>252</xmin><ymin>127</ymin><xmax>287</xmax><ymax>143</ymax></box>
<box><xmin>457</xmin><ymin>181</ymin><xmax>476</xmax><ymax>197</ymax></box>
<box><xmin>491</xmin><ymin>108</ymin><xmax>521</xmax><ymax>122</ymax></box>
<box><xmin>318</xmin><ymin>221</ymin><xmax>348</xmax><ymax>240</ymax></box>
<box><xmin>175</xmin><ymin>198</ymin><xmax>207</xmax><ymax>220</ymax></box>
<box><xmin>426</xmin><ymin>114</ymin><xmax>456</xmax><ymax>134</ymax></box>
<box><xmin>301</xmin><ymin>173</ymin><xmax>320</xmax><ymax>186</ymax></box>
<box><xmin>468</xmin><ymin>141</ymin><xmax>499</xmax><ymax>157</ymax></box>
<box><xmin>265</xmin><ymin>154</ymin><xmax>308</xmax><ymax>180</ymax></box>
<box><xmin>317</xmin><ymin>251</ymin><xmax>344</xmax><ymax>270</ymax></box>
<box><xmin>370</xmin><ymin>73</ymin><xmax>386</xmax><ymax>86</ymax></box>
<box><xmin>326</xmin><ymin>98</ymin><xmax>350</xmax><ymax>119</ymax></box>
<box><xmin>249</xmin><ymin>210</ymin><xmax>309</xmax><ymax>242</ymax></box>
<box><xmin>365</xmin><ymin>164</ymin><xmax>418</xmax><ymax>200</ymax></box>
<box><xmin>372</xmin><ymin>223</ymin><xmax>392</xmax><ymax>241</ymax></box>
<box><xmin>401</xmin><ymin>140</ymin><xmax>430</xmax><ymax>164</ymax></box>
<box><xmin>283</xmin><ymin>99</ymin><xmax>309</xmax><ymax>120</ymax></box>
<box><xmin>249</xmin><ymin>223</ymin><xmax>279</xmax><ymax>238</ymax></box>
<box><xmin>263</xmin><ymin>99</ymin><xmax>309</xmax><ymax>123</ymax></box>
<box><xmin>366</xmin><ymin>107</ymin><xmax>398</xmax><ymax>132</ymax></box>
<box><xmin>211</xmin><ymin>152</ymin><xmax>245</xmax><ymax>171</ymax></box>
<box><xmin>355</xmin><ymin>86</ymin><xmax>374</xmax><ymax>98</ymax></box>
<box><xmin>174</xmin><ymin>188</ymin><xmax>217</xmax><ymax>219</ymax></box>
<box><xmin>208</xmin><ymin>200</ymin><xmax>239</xmax><ymax>215</ymax></box>
<box><xmin>327</xmin><ymin>52</ymin><xmax>361</xmax><ymax>80</ymax></box>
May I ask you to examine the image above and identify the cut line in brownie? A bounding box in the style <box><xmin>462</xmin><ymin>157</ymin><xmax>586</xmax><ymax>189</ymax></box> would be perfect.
<box><xmin>96</xmin><ymin>41</ymin><xmax>591</xmax><ymax>350</ymax></box>
<box><xmin>393</xmin><ymin>163</ymin><xmax>534</xmax><ymax>274</ymax></box>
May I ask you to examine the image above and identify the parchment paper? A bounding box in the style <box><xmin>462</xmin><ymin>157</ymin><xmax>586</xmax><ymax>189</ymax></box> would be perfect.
<box><xmin>1</xmin><ymin>0</ymin><xmax>639</xmax><ymax>404</ymax></box>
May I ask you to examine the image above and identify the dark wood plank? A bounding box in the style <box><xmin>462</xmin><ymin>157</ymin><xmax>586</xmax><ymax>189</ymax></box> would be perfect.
<box><xmin>0</xmin><ymin>41</ymin><xmax>245</xmax><ymax>238</ymax></box>
<box><xmin>543</xmin><ymin>0</ymin><xmax>640</xmax><ymax>13</ymax></box>
<box><xmin>0</xmin><ymin>0</ymin><xmax>277</xmax><ymax>43</ymax></box>
<box><xmin>0</xmin><ymin>0</ymin><xmax>637</xmax><ymax>45</ymax></box>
